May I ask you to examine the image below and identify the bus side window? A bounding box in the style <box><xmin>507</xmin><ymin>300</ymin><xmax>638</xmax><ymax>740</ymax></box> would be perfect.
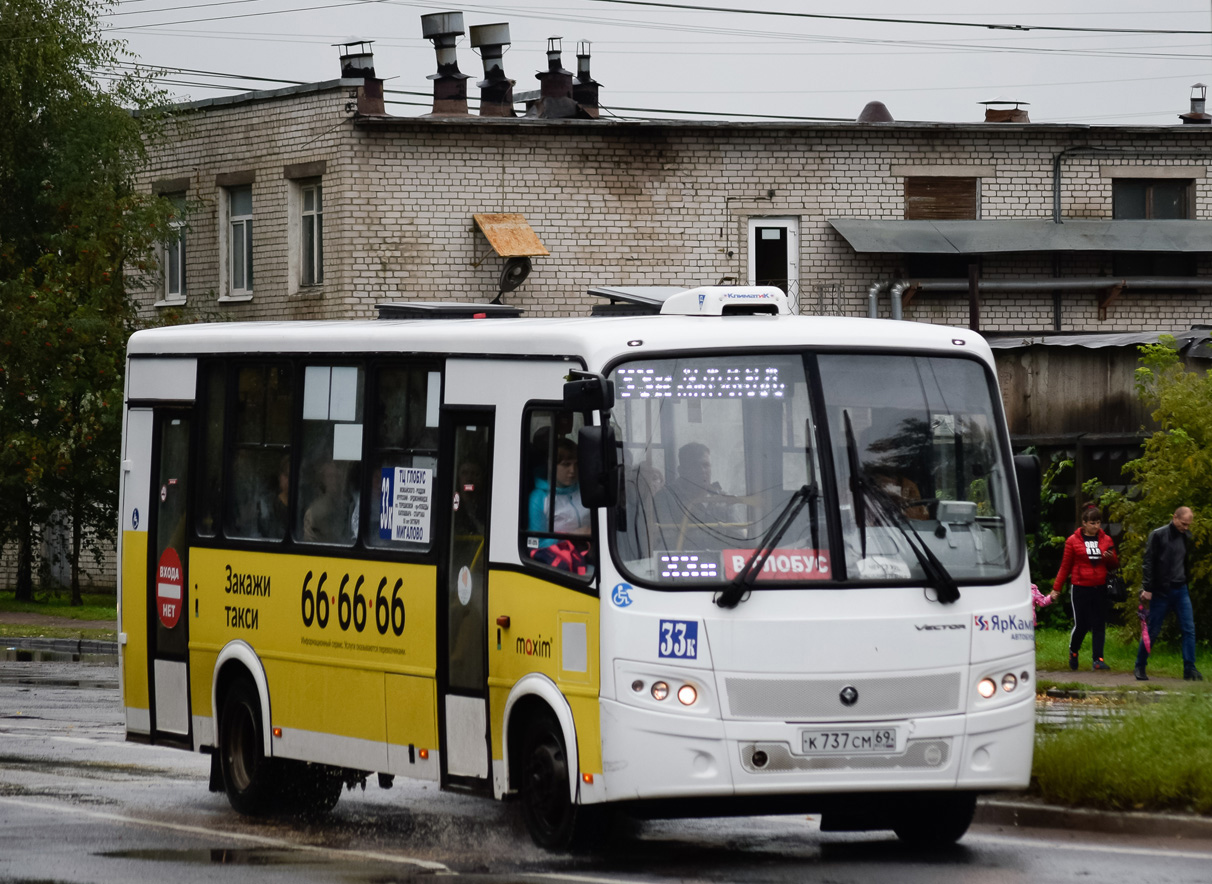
<box><xmin>224</xmin><ymin>362</ymin><xmax>292</xmax><ymax>541</ymax></box>
<box><xmin>365</xmin><ymin>365</ymin><xmax>439</xmax><ymax>551</ymax></box>
<box><xmin>196</xmin><ymin>362</ymin><xmax>225</xmax><ymax>538</ymax></box>
<box><xmin>296</xmin><ymin>364</ymin><xmax>364</xmax><ymax>546</ymax></box>
<box><xmin>520</xmin><ymin>408</ymin><xmax>593</xmax><ymax>577</ymax></box>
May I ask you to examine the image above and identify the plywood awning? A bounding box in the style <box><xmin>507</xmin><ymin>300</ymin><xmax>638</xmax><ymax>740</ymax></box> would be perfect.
<box><xmin>473</xmin><ymin>213</ymin><xmax>550</xmax><ymax>257</ymax></box>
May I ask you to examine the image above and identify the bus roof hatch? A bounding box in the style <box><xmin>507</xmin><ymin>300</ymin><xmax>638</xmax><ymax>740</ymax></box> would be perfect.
<box><xmin>659</xmin><ymin>286</ymin><xmax>791</xmax><ymax>316</ymax></box>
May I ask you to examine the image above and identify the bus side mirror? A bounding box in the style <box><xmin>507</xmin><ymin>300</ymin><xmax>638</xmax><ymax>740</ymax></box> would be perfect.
<box><xmin>577</xmin><ymin>425</ymin><xmax>619</xmax><ymax>509</ymax></box>
<box><xmin>563</xmin><ymin>375</ymin><xmax>615</xmax><ymax>413</ymax></box>
<box><xmin>1014</xmin><ymin>454</ymin><xmax>1041</xmax><ymax>534</ymax></box>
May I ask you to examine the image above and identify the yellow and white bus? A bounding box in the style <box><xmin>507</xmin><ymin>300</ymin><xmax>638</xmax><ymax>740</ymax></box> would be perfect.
<box><xmin>119</xmin><ymin>287</ymin><xmax>1039</xmax><ymax>848</ymax></box>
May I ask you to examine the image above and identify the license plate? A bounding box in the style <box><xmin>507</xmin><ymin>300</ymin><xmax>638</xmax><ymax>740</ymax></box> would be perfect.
<box><xmin>801</xmin><ymin>727</ymin><xmax>898</xmax><ymax>755</ymax></box>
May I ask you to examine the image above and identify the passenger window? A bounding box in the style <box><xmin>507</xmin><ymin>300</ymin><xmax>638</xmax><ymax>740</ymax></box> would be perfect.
<box><xmin>196</xmin><ymin>362</ymin><xmax>225</xmax><ymax>538</ymax></box>
<box><xmin>365</xmin><ymin>365</ymin><xmax>440</xmax><ymax>551</ymax></box>
<box><xmin>297</xmin><ymin>364</ymin><xmax>364</xmax><ymax>546</ymax></box>
<box><xmin>225</xmin><ymin>362</ymin><xmax>293</xmax><ymax>541</ymax></box>
<box><xmin>521</xmin><ymin>408</ymin><xmax>593</xmax><ymax>577</ymax></box>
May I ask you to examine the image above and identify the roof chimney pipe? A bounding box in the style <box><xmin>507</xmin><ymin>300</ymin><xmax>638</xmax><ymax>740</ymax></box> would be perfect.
<box><xmin>470</xmin><ymin>22</ymin><xmax>515</xmax><ymax>117</ymax></box>
<box><xmin>421</xmin><ymin>11</ymin><xmax>470</xmax><ymax>116</ymax></box>
<box><xmin>526</xmin><ymin>37</ymin><xmax>577</xmax><ymax>118</ymax></box>
<box><xmin>1180</xmin><ymin>83</ymin><xmax>1211</xmax><ymax>124</ymax></box>
<box><xmin>980</xmin><ymin>97</ymin><xmax>1030</xmax><ymax>123</ymax></box>
<box><xmin>336</xmin><ymin>40</ymin><xmax>385</xmax><ymax>115</ymax></box>
<box><xmin>856</xmin><ymin>100</ymin><xmax>894</xmax><ymax>122</ymax></box>
<box><xmin>572</xmin><ymin>41</ymin><xmax>601</xmax><ymax>118</ymax></box>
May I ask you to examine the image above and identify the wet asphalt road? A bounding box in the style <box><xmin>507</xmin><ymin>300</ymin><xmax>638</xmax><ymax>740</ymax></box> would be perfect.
<box><xmin>3</xmin><ymin>657</ymin><xmax>1212</xmax><ymax>884</ymax></box>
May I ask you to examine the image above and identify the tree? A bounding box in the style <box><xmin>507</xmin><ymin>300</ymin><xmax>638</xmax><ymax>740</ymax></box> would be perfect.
<box><xmin>0</xmin><ymin>0</ymin><xmax>176</xmax><ymax>602</ymax></box>
<box><xmin>1101</xmin><ymin>336</ymin><xmax>1212</xmax><ymax>640</ymax></box>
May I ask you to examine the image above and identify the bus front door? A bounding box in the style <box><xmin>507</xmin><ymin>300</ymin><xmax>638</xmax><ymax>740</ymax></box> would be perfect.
<box><xmin>146</xmin><ymin>410</ymin><xmax>192</xmax><ymax>743</ymax></box>
<box><xmin>439</xmin><ymin>410</ymin><xmax>493</xmax><ymax>785</ymax></box>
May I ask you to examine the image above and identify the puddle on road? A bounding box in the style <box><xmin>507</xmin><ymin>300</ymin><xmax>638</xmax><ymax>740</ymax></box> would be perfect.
<box><xmin>100</xmin><ymin>847</ymin><xmax>302</xmax><ymax>866</ymax></box>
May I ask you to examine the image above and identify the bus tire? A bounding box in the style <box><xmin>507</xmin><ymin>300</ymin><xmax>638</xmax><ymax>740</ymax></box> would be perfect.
<box><xmin>519</xmin><ymin>713</ymin><xmax>585</xmax><ymax>850</ymax></box>
<box><xmin>219</xmin><ymin>677</ymin><xmax>279</xmax><ymax>816</ymax></box>
<box><xmin>892</xmin><ymin>792</ymin><xmax>977</xmax><ymax>847</ymax></box>
<box><xmin>280</xmin><ymin>761</ymin><xmax>343</xmax><ymax>816</ymax></box>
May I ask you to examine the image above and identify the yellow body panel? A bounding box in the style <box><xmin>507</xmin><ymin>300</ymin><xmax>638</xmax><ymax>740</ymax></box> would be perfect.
<box><xmin>120</xmin><ymin>530</ymin><xmax>150</xmax><ymax>712</ymax></box>
<box><xmin>488</xmin><ymin>570</ymin><xmax>602</xmax><ymax>775</ymax></box>
<box><xmin>385</xmin><ymin>673</ymin><xmax>439</xmax><ymax>749</ymax></box>
<box><xmin>188</xmin><ymin>547</ymin><xmax>437</xmax><ymax>744</ymax></box>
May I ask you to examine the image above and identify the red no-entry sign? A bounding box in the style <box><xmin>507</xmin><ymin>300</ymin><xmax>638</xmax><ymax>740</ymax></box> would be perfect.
<box><xmin>156</xmin><ymin>548</ymin><xmax>184</xmax><ymax>630</ymax></box>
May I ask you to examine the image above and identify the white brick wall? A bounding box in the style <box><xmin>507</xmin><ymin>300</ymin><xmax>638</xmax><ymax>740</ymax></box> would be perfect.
<box><xmin>132</xmin><ymin>83</ymin><xmax>1212</xmax><ymax>331</ymax></box>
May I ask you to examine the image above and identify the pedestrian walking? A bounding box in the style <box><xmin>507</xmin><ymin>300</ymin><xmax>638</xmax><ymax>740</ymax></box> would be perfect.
<box><xmin>1135</xmin><ymin>506</ymin><xmax>1202</xmax><ymax>681</ymax></box>
<box><xmin>1052</xmin><ymin>504</ymin><xmax>1119</xmax><ymax>671</ymax></box>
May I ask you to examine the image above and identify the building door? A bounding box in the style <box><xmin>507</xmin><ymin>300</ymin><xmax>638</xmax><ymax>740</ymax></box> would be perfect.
<box><xmin>147</xmin><ymin>410</ymin><xmax>192</xmax><ymax>742</ymax></box>
<box><xmin>748</xmin><ymin>216</ymin><xmax>800</xmax><ymax>310</ymax></box>
<box><xmin>439</xmin><ymin>410</ymin><xmax>494</xmax><ymax>784</ymax></box>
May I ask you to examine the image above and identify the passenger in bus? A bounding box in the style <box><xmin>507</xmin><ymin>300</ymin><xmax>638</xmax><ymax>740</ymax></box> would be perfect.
<box><xmin>528</xmin><ymin>436</ymin><xmax>592</xmax><ymax>574</ymax></box>
<box><xmin>528</xmin><ymin>437</ymin><xmax>591</xmax><ymax>545</ymax></box>
<box><xmin>258</xmin><ymin>454</ymin><xmax>291</xmax><ymax>539</ymax></box>
<box><xmin>303</xmin><ymin>459</ymin><xmax>358</xmax><ymax>544</ymax></box>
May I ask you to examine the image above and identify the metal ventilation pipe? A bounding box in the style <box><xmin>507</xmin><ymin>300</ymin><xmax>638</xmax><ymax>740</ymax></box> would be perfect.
<box><xmin>1180</xmin><ymin>83</ymin><xmax>1211</xmax><ymax>124</ymax></box>
<box><xmin>526</xmin><ymin>37</ymin><xmax>577</xmax><ymax>118</ymax></box>
<box><xmin>336</xmin><ymin>40</ymin><xmax>385</xmax><ymax>115</ymax></box>
<box><xmin>338</xmin><ymin>40</ymin><xmax>376</xmax><ymax>78</ymax></box>
<box><xmin>572</xmin><ymin>41</ymin><xmax>600</xmax><ymax>118</ymax></box>
<box><xmin>470</xmin><ymin>22</ymin><xmax>515</xmax><ymax>117</ymax></box>
<box><xmin>421</xmin><ymin>11</ymin><xmax>470</xmax><ymax>115</ymax></box>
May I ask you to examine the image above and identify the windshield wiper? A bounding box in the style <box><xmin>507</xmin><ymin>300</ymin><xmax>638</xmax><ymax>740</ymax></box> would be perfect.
<box><xmin>843</xmin><ymin>410</ymin><xmax>959</xmax><ymax>604</ymax></box>
<box><xmin>715</xmin><ymin>483</ymin><xmax>818</xmax><ymax>609</ymax></box>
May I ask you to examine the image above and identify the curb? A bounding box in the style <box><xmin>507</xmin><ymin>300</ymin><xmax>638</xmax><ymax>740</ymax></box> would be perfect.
<box><xmin>977</xmin><ymin>797</ymin><xmax>1212</xmax><ymax>841</ymax></box>
<box><xmin>3</xmin><ymin>636</ymin><xmax>118</xmax><ymax>657</ymax></box>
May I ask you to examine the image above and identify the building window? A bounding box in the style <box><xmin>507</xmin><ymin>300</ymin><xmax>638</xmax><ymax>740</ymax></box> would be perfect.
<box><xmin>746</xmin><ymin>217</ymin><xmax>799</xmax><ymax>307</ymax></box>
<box><xmin>161</xmin><ymin>194</ymin><xmax>187</xmax><ymax>303</ymax></box>
<box><xmin>227</xmin><ymin>185</ymin><xmax>253</xmax><ymax>296</ymax></box>
<box><xmin>301</xmin><ymin>181</ymin><xmax>323</xmax><ymax>286</ymax></box>
<box><xmin>1113</xmin><ymin>179</ymin><xmax>1196</xmax><ymax>276</ymax></box>
<box><xmin>904</xmin><ymin>177</ymin><xmax>979</xmax><ymax>220</ymax></box>
<box><xmin>1112</xmin><ymin>178</ymin><xmax>1193</xmax><ymax>220</ymax></box>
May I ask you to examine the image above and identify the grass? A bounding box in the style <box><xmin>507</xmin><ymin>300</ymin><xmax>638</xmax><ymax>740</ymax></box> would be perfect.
<box><xmin>0</xmin><ymin>590</ymin><xmax>117</xmax><ymax>641</ymax></box>
<box><xmin>1033</xmin><ymin>692</ymin><xmax>1212</xmax><ymax>813</ymax></box>
<box><xmin>1034</xmin><ymin>625</ymin><xmax>1208</xmax><ymax>680</ymax></box>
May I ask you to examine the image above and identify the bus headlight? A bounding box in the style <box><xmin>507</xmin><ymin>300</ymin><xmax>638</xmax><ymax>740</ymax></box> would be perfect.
<box><xmin>677</xmin><ymin>684</ymin><xmax>698</xmax><ymax>706</ymax></box>
<box><xmin>651</xmin><ymin>681</ymin><xmax>669</xmax><ymax>701</ymax></box>
<box><xmin>977</xmin><ymin>678</ymin><xmax>997</xmax><ymax>699</ymax></box>
<box><xmin>1002</xmin><ymin>673</ymin><xmax>1018</xmax><ymax>693</ymax></box>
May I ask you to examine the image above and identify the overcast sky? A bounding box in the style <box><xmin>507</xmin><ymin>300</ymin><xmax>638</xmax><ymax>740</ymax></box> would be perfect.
<box><xmin>104</xmin><ymin>0</ymin><xmax>1212</xmax><ymax>125</ymax></box>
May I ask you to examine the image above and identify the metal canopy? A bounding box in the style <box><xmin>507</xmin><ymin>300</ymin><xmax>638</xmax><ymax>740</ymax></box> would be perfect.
<box><xmin>472</xmin><ymin>213</ymin><xmax>550</xmax><ymax>257</ymax></box>
<box><xmin>829</xmin><ymin>219</ymin><xmax>1212</xmax><ymax>254</ymax></box>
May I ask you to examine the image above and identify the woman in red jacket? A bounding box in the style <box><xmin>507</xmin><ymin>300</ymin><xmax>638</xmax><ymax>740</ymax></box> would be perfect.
<box><xmin>1052</xmin><ymin>504</ymin><xmax>1119</xmax><ymax>671</ymax></box>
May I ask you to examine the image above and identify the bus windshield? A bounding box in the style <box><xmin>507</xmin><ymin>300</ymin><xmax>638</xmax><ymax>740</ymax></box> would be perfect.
<box><xmin>610</xmin><ymin>351</ymin><xmax>1019</xmax><ymax>589</ymax></box>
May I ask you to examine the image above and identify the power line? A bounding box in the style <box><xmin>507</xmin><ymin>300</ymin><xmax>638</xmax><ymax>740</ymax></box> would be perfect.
<box><xmin>575</xmin><ymin>0</ymin><xmax>1212</xmax><ymax>35</ymax></box>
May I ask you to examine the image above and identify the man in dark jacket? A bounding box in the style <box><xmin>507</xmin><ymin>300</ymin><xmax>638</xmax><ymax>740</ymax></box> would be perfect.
<box><xmin>1135</xmin><ymin>506</ymin><xmax>1201</xmax><ymax>681</ymax></box>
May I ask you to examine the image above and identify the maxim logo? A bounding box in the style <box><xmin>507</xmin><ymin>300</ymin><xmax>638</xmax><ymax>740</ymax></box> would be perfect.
<box><xmin>516</xmin><ymin>634</ymin><xmax>551</xmax><ymax>658</ymax></box>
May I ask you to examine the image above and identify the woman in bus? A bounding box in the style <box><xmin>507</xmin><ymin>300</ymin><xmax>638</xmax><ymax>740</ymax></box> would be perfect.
<box><xmin>528</xmin><ymin>436</ymin><xmax>591</xmax><ymax>572</ymax></box>
<box><xmin>1052</xmin><ymin>504</ymin><xmax>1119</xmax><ymax>671</ymax></box>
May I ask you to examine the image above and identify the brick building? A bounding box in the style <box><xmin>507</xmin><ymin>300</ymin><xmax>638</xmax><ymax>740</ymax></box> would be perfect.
<box><xmin>133</xmin><ymin>35</ymin><xmax>1212</xmax><ymax>334</ymax></box>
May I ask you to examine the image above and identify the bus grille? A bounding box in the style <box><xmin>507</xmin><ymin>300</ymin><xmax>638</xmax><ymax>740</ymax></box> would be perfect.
<box><xmin>724</xmin><ymin>672</ymin><xmax>962</xmax><ymax>720</ymax></box>
<box><xmin>740</xmin><ymin>740</ymin><xmax>951</xmax><ymax>773</ymax></box>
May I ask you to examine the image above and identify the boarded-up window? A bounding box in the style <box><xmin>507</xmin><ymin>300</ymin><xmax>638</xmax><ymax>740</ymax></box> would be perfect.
<box><xmin>904</xmin><ymin>177</ymin><xmax>979</xmax><ymax>220</ymax></box>
<box><xmin>1112</xmin><ymin>179</ymin><xmax>1193</xmax><ymax>220</ymax></box>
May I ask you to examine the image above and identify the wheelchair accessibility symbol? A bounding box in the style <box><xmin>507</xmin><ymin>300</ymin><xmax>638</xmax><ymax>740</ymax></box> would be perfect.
<box><xmin>611</xmin><ymin>583</ymin><xmax>634</xmax><ymax>608</ymax></box>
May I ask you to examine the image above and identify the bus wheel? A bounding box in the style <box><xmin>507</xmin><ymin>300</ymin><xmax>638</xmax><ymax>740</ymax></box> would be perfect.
<box><xmin>892</xmin><ymin>792</ymin><xmax>977</xmax><ymax>847</ymax></box>
<box><xmin>281</xmin><ymin>761</ymin><xmax>343</xmax><ymax>816</ymax></box>
<box><xmin>519</xmin><ymin>714</ymin><xmax>581</xmax><ymax>849</ymax></box>
<box><xmin>219</xmin><ymin>677</ymin><xmax>278</xmax><ymax>816</ymax></box>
